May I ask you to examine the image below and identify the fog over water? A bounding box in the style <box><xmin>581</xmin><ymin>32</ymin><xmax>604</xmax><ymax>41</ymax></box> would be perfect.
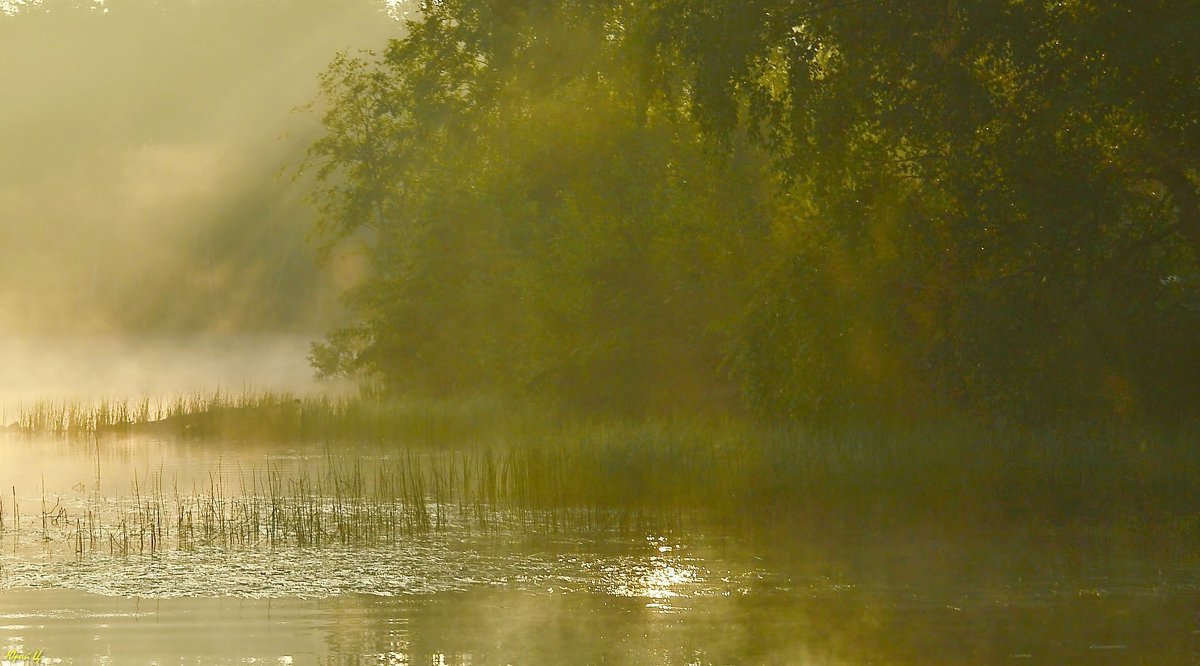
<box><xmin>0</xmin><ymin>335</ymin><xmax>338</xmax><ymax>408</ymax></box>
<box><xmin>1</xmin><ymin>0</ymin><xmax>402</xmax><ymax>394</ymax></box>
<box><xmin>2</xmin><ymin>3</ymin><xmax>1198</xmax><ymax>664</ymax></box>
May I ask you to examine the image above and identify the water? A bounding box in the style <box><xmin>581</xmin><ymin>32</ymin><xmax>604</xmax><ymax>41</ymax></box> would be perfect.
<box><xmin>0</xmin><ymin>433</ymin><xmax>1198</xmax><ymax>664</ymax></box>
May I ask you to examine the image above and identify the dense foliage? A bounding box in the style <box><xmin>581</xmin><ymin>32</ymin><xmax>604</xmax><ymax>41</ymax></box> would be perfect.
<box><xmin>304</xmin><ymin>0</ymin><xmax>1200</xmax><ymax>422</ymax></box>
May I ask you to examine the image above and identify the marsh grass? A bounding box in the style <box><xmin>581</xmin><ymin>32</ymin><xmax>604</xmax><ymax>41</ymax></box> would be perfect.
<box><xmin>504</xmin><ymin>421</ymin><xmax>1200</xmax><ymax>540</ymax></box>
<box><xmin>6</xmin><ymin>391</ymin><xmax>1200</xmax><ymax>546</ymax></box>
<box><xmin>4</xmin><ymin>450</ymin><xmax>690</xmax><ymax>557</ymax></box>
<box><xmin>8</xmin><ymin>389</ymin><xmax>515</xmax><ymax>444</ymax></box>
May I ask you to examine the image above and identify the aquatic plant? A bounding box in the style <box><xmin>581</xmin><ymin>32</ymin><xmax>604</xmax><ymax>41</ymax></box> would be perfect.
<box><xmin>7</xmin><ymin>390</ymin><xmax>1200</xmax><ymax>550</ymax></box>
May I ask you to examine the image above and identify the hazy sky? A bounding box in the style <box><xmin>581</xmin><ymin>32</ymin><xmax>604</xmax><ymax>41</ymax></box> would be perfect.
<box><xmin>0</xmin><ymin>0</ymin><xmax>404</xmax><ymax>335</ymax></box>
<box><xmin>0</xmin><ymin>0</ymin><xmax>405</xmax><ymax>400</ymax></box>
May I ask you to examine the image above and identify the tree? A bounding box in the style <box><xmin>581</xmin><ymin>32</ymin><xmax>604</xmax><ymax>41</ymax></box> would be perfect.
<box><xmin>303</xmin><ymin>3</ymin><xmax>769</xmax><ymax>412</ymax></box>
<box><xmin>627</xmin><ymin>0</ymin><xmax>1200</xmax><ymax>418</ymax></box>
<box><xmin>303</xmin><ymin>0</ymin><xmax>1200</xmax><ymax>421</ymax></box>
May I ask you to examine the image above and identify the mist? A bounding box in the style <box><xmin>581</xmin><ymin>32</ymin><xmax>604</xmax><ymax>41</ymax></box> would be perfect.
<box><xmin>0</xmin><ymin>3</ymin><xmax>1197</xmax><ymax>663</ymax></box>
<box><xmin>0</xmin><ymin>0</ymin><xmax>404</xmax><ymax>400</ymax></box>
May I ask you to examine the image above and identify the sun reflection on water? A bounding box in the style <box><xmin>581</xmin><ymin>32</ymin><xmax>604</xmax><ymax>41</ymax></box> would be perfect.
<box><xmin>613</xmin><ymin>558</ymin><xmax>697</xmax><ymax>600</ymax></box>
<box><xmin>601</xmin><ymin>536</ymin><xmax>702</xmax><ymax>605</ymax></box>
<box><xmin>0</xmin><ymin>0</ymin><xmax>39</xmax><ymax>17</ymax></box>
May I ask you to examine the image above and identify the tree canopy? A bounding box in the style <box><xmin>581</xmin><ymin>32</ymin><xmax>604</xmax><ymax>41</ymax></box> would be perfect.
<box><xmin>303</xmin><ymin>0</ymin><xmax>1200</xmax><ymax>422</ymax></box>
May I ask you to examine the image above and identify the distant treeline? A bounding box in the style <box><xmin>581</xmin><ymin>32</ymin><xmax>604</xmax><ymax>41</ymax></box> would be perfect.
<box><xmin>304</xmin><ymin>1</ymin><xmax>1200</xmax><ymax>423</ymax></box>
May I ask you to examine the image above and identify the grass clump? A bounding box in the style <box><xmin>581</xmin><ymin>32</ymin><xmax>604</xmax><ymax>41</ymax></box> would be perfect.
<box><xmin>9</xmin><ymin>389</ymin><xmax>518</xmax><ymax>444</ymax></box>
<box><xmin>8</xmin><ymin>390</ymin><xmax>1200</xmax><ymax>539</ymax></box>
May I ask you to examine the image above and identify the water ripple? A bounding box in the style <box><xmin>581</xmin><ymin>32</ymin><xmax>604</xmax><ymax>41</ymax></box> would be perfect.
<box><xmin>0</xmin><ymin>536</ymin><xmax>770</xmax><ymax>601</ymax></box>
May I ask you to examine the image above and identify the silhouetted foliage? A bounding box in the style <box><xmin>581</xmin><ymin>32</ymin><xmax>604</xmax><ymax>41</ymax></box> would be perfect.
<box><xmin>306</xmin><ymin>0</ymin><xmax>1200</xmax><ymax>422</ymax></box>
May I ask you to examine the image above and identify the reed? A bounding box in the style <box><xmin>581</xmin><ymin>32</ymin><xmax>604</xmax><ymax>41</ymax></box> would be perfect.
<box><xmin>4</xmin><ymin>416</ymin><xmax>1197</xmax><ymax>560</ymax></box>
<box><xmin>7</xmin><ymin>390</ymin><xmax>1200</xmax><ymax>547</ymax></box>
<box><xmin>9</xmin><ymin>389</ymin><xmax>519</xmax><ymax>445</ymax></box>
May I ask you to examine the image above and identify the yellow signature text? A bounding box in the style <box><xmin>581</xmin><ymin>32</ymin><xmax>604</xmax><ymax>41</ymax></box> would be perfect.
<box><xmin>3</xmin><ymin>648</ymin><xmax>44</xmax><ymax>664</ymax></box>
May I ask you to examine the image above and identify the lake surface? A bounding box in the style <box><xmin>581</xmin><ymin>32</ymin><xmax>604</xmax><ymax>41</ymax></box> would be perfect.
<box><xmin>0</xmin><ymin>433</ymin><xmax>1197</xmax><ymax>664</ymax></box>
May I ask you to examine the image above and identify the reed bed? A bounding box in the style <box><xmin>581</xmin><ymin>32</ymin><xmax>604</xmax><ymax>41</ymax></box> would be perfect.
<box><xmin>3</xmin><ymin>419</ymin><xmax>1198</xmax><ymax>561</ymax></box>
<box><xmin>7</xmin><ymin>389</ymin><xmax>515</xmax><ymax>444</ymax></box>
<box><xmin>1</xmin><ymin>448</ymin><xmax>690</xmax><ymax>558</ymax></box>
<box><xmin>6</xmin><ymin>390</ymin><xmax>1200</xmax><ymax>545</ymax></box>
